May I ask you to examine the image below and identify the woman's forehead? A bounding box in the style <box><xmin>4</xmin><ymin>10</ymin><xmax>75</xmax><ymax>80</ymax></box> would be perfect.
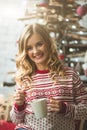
<box><xmin>27</xmin><ymin>33</ymin><xmax>44</xmax><ymax>45</ymax></box>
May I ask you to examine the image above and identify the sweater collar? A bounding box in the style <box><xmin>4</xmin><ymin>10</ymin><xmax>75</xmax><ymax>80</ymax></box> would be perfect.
<box><xmin>36</xmin><ymin>69</ymin><xmax>49</xmax><ymax>74</ymax></box>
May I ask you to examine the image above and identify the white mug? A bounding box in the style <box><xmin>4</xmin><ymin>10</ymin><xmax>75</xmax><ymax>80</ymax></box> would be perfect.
<box><xmin>31</xmin><ymin>98</ymin><xmax>47</xmax><ymax>119</ymax></box>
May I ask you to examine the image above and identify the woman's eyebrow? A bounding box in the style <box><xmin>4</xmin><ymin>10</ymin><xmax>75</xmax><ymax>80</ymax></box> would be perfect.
<box><xmin>27</xmin><ymin>40</ymin><xmax>44</xmax><ymax>47</ymax></box>
<box><xmin>36</xmin><ymin>40</ymin><xmax>43</xmax><ymax>44</ymax></box>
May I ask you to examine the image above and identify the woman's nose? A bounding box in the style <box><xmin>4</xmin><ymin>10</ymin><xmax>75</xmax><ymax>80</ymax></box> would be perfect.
<box><xmin>33</xmin><ymin>47</ymin><xmax>38</xmax><ymax>53</ymax></box>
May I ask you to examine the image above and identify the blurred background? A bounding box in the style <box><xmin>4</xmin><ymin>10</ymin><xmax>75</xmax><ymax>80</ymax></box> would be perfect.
<box><xmin>0</xmin><ymin>0</ymin><xmax>22</xmax><ymax>99</ymax></box>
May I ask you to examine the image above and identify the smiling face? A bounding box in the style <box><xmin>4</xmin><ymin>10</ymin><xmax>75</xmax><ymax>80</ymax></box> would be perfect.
<box><xmin>26</xmin><ymin>33</ymin><xmax>49</xmax><ymax>70</ymax></box>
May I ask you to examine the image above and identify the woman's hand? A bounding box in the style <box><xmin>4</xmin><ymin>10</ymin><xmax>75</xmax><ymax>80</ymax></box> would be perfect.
<box><xmin>49</xmin><ymin>98</ymin><xmax>63</xmax><ymax>112</ymax></box>
<box><xmin>14</xmin><ymin>90</ymin><xmax>25</xmax><ymax>106</ymax></box>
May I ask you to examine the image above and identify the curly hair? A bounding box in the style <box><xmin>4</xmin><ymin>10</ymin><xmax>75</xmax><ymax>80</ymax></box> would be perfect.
<box><xmin>15</xmin><ymin>23</ymin><xmax>65</xmax><ymax>85</ymax></box>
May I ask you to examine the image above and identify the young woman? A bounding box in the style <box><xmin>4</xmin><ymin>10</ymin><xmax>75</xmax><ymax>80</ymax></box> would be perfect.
<box><xmin>10</xmin><ymin>23</ymin><xmax>87</xmax><ymax>130</ymax></box>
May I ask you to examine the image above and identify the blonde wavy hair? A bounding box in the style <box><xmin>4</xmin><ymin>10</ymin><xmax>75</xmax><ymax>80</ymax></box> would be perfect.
<box><xmin>15</xmin><ymin>23</ymin><xmax>65</xmax><ymax>84</ymax></box>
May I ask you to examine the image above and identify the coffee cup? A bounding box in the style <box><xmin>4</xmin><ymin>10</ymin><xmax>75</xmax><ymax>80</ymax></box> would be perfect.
<box><xmin>31</xmin><ymin>98</ymin><xmax>47</xmax><ymax>119</ymax></box>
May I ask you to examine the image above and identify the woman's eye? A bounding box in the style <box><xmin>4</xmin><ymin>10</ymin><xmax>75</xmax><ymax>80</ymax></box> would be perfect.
<box><xmin>26</xmin><ymin>46</ymin><xmax>32</xmax><ymax>51</ymax></box>
<box><xmin>26</xmin><ymin>41</ymin><xmax>44</xmax><ymax>51</ymax></box>
<box><xmin>37</xmin><ymin>41</ymin><xmax>44</xmax><ymax>46</ymax></box>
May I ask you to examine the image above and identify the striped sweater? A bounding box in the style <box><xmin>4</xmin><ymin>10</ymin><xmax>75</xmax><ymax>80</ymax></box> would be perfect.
<box><xmin>10</xmin><ymin>67</ymin><xmax>87</xmax><ymax>130</ymax></box>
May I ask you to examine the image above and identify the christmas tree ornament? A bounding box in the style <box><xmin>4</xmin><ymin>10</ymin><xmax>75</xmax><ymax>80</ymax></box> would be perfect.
<box><xmin>76</xmin><ymin>5</ymin><xmax>87</xmax><ymax>17</ymax></box>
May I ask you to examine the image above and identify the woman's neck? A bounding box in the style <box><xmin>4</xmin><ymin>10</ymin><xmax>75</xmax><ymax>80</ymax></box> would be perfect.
<box><xmin>36</xmin><ymin>64</ymin><xmax>48</xmax><ymax>71</ymax></box>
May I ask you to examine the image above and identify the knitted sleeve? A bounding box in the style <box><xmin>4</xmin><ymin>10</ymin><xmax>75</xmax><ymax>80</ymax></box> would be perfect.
<box><xmin>10</xmin><ymin>85</ymin><xmax>26</xmax><ymax>125</ymax></box>
<box><xmin>64</xmin><ymin>70</ymin><xmax>87</xmax><ymax>120</ymax></box>
<box><xmin>10</xmin><ymin>103</ymin><xmax>26</xmax><ymax>125</ymax></box>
